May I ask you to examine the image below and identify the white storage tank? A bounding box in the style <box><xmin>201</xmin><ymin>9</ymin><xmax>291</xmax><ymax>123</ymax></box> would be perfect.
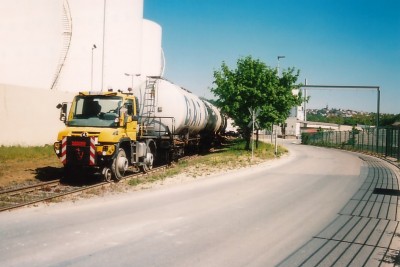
<box><xmin>0</xmin><ymin>0</ymin><xmax>62</xmax><ymax>89</ymax></box>
<box><xmin>0</xmin><ymin>0</ymin><xmax>147</xmax><ymax>92</ymax></box>
<box><xmin>141</xmin><ymin>20</ymin><xmax>163</xmax><ymax>77</ymax></box>
<box><xmin>59</xmin><ymin>0</ymin><xmax>144</xmax><ymax>92</ymax></box>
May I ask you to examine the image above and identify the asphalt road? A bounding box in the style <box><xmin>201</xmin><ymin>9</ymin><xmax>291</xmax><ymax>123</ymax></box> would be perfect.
<box><xmin>0</xmin><ymin>140</ymin><xmax>367</xmax><ymax>267</ymax></box>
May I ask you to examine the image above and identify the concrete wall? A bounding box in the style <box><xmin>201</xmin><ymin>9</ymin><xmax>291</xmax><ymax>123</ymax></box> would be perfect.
<box><xmin>0</xmin><ymin>84</ymin><xmax>75</xmax><ymax>146</ymax></box>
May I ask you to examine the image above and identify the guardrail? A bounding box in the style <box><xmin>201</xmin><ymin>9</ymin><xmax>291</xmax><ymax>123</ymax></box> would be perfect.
<box><xmin>302</xmin><ymin>127</ymin><xmax>400</xmax><ymax>161</ymax></box>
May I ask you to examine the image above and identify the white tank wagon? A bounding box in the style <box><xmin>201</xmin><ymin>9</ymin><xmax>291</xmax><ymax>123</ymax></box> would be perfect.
<box><xmin>134</xmin><ymin>78</ymin><xmax>226</xmax><ymax>154</ymax></box>
<box><xmin>203</xmin><ymin>100</ymin><xmax>227</xmax><ymax>134</ymax></box>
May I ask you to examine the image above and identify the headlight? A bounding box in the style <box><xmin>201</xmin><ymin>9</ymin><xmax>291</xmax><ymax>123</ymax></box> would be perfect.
<box><xmin>99</xmin><ymin>145</ymin><xmax>115</xmax><ymax>156</ymax></box>
<box><xmin>54</xmin><ymin>142</ymin><xmax>61</xmax><ymax>155</ymax></box>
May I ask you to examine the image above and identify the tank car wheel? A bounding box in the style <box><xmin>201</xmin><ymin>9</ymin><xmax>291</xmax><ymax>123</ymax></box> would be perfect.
<box><xmin>140</xmin><ymin>152</ymin><xmax>154</xmax><ymax>173</ymax></box>
<box><xmin>111</xmin><ymin>148</ymin><xmax>128</xmax><ymax>181</ymax></box>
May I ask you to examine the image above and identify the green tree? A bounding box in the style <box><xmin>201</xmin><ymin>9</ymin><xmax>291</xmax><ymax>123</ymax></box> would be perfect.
<box><xmin>211</xmin><ymin>56</ymin><xmax>303</xmax><ymax>150</ymax></box>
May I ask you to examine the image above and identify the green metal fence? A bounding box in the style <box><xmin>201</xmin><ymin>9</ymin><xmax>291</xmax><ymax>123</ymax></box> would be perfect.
<box><xmin>302</xmin><ymin>128</ymin><xmax>400</xmax><ymax>161</ymax></box>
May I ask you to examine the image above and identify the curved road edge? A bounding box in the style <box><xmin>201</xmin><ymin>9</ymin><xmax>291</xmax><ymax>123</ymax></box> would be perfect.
<box><xmin>277</xmin><ymin>142</ymin><xmax>400</xmax><ymax>267</ymax></box>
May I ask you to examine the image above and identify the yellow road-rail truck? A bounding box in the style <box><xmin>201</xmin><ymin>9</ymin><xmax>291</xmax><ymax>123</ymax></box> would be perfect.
<box><xmin>54</xmin><ymin>90</ymin><xmax>166</xmax><ymax>182</ymax></box>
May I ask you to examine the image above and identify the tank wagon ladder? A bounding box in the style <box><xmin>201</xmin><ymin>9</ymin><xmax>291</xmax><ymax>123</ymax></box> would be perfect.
<box><xmin>141</xmin><ymin>76</ymin><xmax>160</xmax><ymax>132</ymax></box>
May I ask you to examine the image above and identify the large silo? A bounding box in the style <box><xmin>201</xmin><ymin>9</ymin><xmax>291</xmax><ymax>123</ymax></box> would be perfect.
<box><xmin>0</xmin><ymin>0</ymin><xmax>147</xmax><ymax>92</ymax></box>
<box><xmin>58</xmin><ymin>0</ymin><xmax>144</xmax><ymax>92</ymax></box>
<box><xmin>0</xmin><ymin>0</ymin><xmax>161</xmax><ymax>146</ymax></box>
<box><xmin>141</xmin><ymin>19</ymin><xmax>163</xmax><ymax>78</ymax></box>
<box><xmin>0</xmin><ymin>0</ymin><xmax>62</xmax><ymax>89</ymax></box>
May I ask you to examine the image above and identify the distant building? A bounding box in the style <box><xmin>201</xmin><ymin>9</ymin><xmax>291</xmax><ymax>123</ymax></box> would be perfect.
<box><xmin>301</xmin><ymin>122</ymin><xmax>355</xmax><ymax>133</ymax></box>
<box><xmin>393</xmin><ymin>121</ymin><xmax>400</xmax><ymax>128</ymax></box>
<box><xmin>275</xmin><ymin>89</ymin><xmax>304</xmax><ymax>138</ymax></box>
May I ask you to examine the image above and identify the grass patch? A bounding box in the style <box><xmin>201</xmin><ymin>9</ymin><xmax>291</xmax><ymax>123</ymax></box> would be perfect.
<box><xmin>128</xmin><ymin>138</ymin><xmax>287</xmax><ymax>187</ymax></box>
<box><xmin>0</xmin><ymin>140</ymin><xmax>288</xmax><ymax>189</ymax></box>
<box><xmin>0</xmin><ymin>145</ymin><xmax>62</xmax><ymax>188</ymax></box>
<box><xmin>0</xmin><ymin>145</ymin><xmax>55</xmax><ymax>161</ymax></box>
<box><xmin>128</xmin><ymin>160</ymin><xmax>188</xmax><ymax>186</ymax></box>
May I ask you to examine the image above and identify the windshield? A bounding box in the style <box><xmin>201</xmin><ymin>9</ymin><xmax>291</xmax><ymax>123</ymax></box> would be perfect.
<box><xmin>68</xmin><ymin>95</ymin><xmax>122</xmax><ymax>127</ymax></box>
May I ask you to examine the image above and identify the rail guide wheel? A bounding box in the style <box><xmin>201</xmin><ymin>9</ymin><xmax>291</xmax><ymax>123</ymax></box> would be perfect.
<box><xmin>102</xmin><ymin>167</ymin><xmax>112</xmax><ymax>182</ymax></box>
<box><xmin>140</xmin><ymin>152</ymin><xmax>154</xmax><ymax>173</ymax></box>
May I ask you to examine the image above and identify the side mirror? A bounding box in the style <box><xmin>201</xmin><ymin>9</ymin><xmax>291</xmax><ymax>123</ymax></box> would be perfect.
<box><xmin>119</xmin><ymin>106</ymin><xmax>127</xmax><ymax>126</ymax></box>
<box><xmin>57</xmin><ymin>103</ymin><xmax>68</xmax><ymax>123</ymax></box>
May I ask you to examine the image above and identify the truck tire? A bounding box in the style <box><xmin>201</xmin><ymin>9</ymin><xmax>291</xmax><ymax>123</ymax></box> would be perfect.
<box><xmin>111</xmin><ymin>148</ymin><xmax>128</xmax><ymax>181</ymax></box>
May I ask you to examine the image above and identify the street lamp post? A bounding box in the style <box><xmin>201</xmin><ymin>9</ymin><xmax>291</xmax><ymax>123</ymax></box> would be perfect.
<box><xmin>91</xmin><ymin>44</ymin><xmax>97</xmax><ymax>91</ymax></box>
<box><xmin>277</xmin><ymin>55</ymin><xmax>285</xmax><ymax>77</ymax></box>
<box><xmin>101</xmin><ymin>0</ymin><xmax>107</xmax><ymax>92</ymax></box>
<box><xmin>273</xmin><ymin>55</ymin><xmax>285</xmax><ymax>154</ymax></box>
<box><xmin>124</xmin><ymin>73</ymin><xmax>141</xmax><ymax>90</ymax></box>
<box><xmin>124</xmin><ymin>73</ymin><xmax>142</xmax><ymax>112</ymax></box>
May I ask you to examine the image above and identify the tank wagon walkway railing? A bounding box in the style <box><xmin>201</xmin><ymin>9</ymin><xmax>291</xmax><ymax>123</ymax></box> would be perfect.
<box><xmin>278</xmin><ymin>155</ymin><xmax>400</xmax><ymax>266</ymax></box>
<box><xmin>302</xmin><ymin>127</ymin><xmax>400</xmax><ymax>162</ymax></box>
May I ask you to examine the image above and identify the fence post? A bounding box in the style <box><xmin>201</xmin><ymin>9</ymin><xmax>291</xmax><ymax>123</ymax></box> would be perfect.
<box><xmin>367</xmin><ymin>128</ymin><xmax>374</xmax><ymax>151</ymax></box>
<box><xmin>336</xmin><ymin>131</ymin><xmax>339</xmax><ymax>147</ymax></box>
<box><xmin>376</xmin><ymin>128</ymin><xmax>379</xmax><ymax>154</ymax></box>
<box><xmin>383</xmin><ymin>128</ymin><xmax>386</xmax><ymax>155</ymax></box>
<box><xmin>397</xmin><ymin>128</ymin><xmax>400</xmax><ymax>161</ymax></box>
<box><xmin>387</xmin><ymin>128</ymin><xmax>395</xmax><ymax>158</ymax></box>
<box><xmin>361</xmin><ymin>131</ymin><xmax>364</xmax><ymax>151</ymax></box>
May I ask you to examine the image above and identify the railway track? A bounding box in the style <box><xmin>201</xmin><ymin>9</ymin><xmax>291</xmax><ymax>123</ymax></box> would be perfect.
<box><xmin>0</xmin><ymin>180</ymin><xmax>77</xmax><ymax>212</ymax></box>
<box><xmin>0</xmin><ymin>163</ymin><xmax>173</xmax><ymax>213</ymax></box>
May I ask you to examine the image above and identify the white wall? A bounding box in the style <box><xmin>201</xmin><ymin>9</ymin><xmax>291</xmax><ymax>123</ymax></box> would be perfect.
<box><xmin>0</xmin><ymin>84</ymin><xmax>75</xmax><ymax>146</ymax></box>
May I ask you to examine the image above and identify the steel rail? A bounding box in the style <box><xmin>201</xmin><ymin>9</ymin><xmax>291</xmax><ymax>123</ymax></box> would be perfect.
<box><xmin>0</xmin><ymin>180</ymin><xmax>61</xmax><ymax>196</ymax></box>
<box><xmin>0</xmin><ymin>155</ymin><xmax>194</xmax><ymax>213</ymax></box>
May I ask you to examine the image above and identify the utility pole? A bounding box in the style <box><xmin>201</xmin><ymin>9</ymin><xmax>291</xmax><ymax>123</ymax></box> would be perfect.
<box><xmin>101</xmin><ymin>0</ymin><xmax>107</xmax><ymax>91</ymax></box>
<box><xmin>277</xmin><ymin>56</ymin><xmax>285</xmax><ymax>77</ymax></box>
<box><xmin>248</xmin><ymin>107</ymin><xmax>260</xmax><ymax>161</ymax></box>
<box><xmin>91</xmin><ymin>44</ymin><xmax>97</xmax><ymax>91</ymax></box>
<box><xmin>304</xmin><ymin>78</ymin><xmax>307</xmax><ymax>121</ymax></box>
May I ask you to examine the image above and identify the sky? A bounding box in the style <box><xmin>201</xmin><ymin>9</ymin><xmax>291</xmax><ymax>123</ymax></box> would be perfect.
<box><xmin>144</xmin><ymin>0</ymin><xmax>400</xmax><ymax>114</ymax></box>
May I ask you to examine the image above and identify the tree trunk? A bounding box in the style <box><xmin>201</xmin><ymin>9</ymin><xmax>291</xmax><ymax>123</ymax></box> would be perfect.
<box><xmin>244</xmin><ymin>127</ymin><xmax>251</xmax><ymax>150</ymax></box>
<box><xmin>256</xmin><ymin>129</ymin><xmax>259</xmax><ymax>148</ymax></box>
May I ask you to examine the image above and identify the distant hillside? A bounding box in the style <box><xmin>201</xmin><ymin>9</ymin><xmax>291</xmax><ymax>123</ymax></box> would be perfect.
<box><xmin>306</xmin><ymin>107</ymin><xmax>400</xmax><ymax>127</ymax></box>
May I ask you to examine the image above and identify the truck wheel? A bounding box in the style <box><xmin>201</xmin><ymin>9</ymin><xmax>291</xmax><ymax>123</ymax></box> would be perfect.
<box><xmin>111</xmin><ymin>148</ymin><xmax>128</xmax><ymax>181</ymax></box>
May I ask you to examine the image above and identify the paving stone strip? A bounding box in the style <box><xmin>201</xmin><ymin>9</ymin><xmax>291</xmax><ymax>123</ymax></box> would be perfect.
<box><xmin>278</xmin><ymin>155</ymin><xmax>400</xmax><ymax>267</ymax></box>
